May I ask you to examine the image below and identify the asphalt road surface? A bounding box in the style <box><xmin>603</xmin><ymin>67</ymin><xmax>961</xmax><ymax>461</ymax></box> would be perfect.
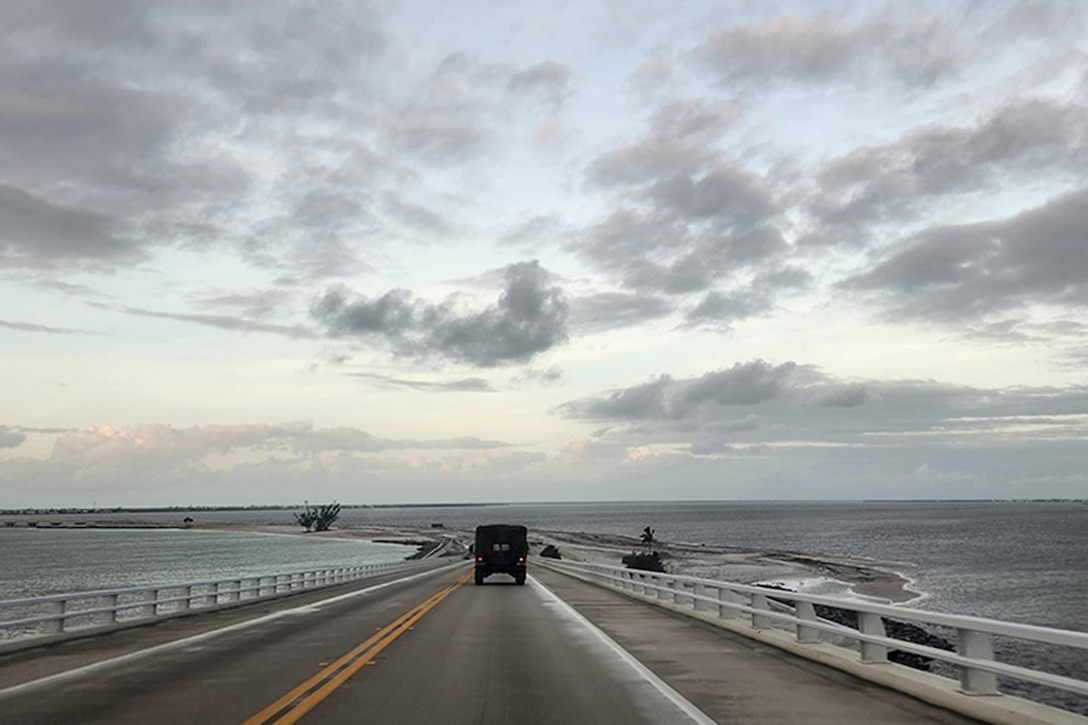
<box><xmin>0</xmin><ymin>562</ymin><xmax>977</xmax><ymax>724</ymax></box>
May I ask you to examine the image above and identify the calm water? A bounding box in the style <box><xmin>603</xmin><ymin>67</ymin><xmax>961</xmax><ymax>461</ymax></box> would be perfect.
<box><xmin>3</xmin><ymin>500</ymin><xmax>1085</xmax><ymax>711</ymax></box>
<box><xmin>14</xmin><ymin>501</ymin><xmax>1081</xmax><ymax>627</ymax></box>
<box><xmin>0</xmin><ymin>528</ymin><xmax>411</xmax><ymax>600</ymax></box>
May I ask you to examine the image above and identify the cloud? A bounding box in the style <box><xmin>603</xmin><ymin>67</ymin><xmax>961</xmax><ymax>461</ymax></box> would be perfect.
<box><xmin>380</xmin><ymin>53</ymin><xmax>494</xmax><ymax>164</ymax></box>
<box><xmin>685</xmin><ymin>289</ymin><xmax>772</xmax><ymax>328</ymax></box>
<box><xmin>0</xmin><ymin>0</ymin><xmax>396</xmax><ymax>279</ymax></box>
<box><xmin>347</xmin><ymin>372</ymin><xmax>494</xmax><ymax>392</ymax></box>
<box><xmin>313</xmin><ymin>260</ymin><xmax>569</xmax><ymax>366</ymax></box>
<box><xmin>0</xmin><ymin>318</ymin><xmax>97</xmax><ymax>335</ymax></box>
<box><xmin>118</xmin><ymin>306</ymin><xmax>320</xmax><ymax>339</ymax></box>
<box><xmin>43</xmin><ymin>422</ymin><xmax>513</xmax><ymax>463</ymax></box>
<box><xmin>507</xmin><ymin>60</ymin><xmax>575</xmax><ymax>113</ymax></box>
<box><xmin>193</xmin><ymin>289</ymin><xmax>297</xmax><ymax>320</ymax></box>
<box><xmin>571</xmin><ymin>292</ymin><xmax>672</xmax><ymax>332</ymax></box>
<box><xmin>558</xmin><ymin>360</ymin><xmax>1088</xmax><ymax>481</ymax></box>
<box><xmin>380</xmin><ymin>191</ymin><xmax>451</xmax><ymax>235</ymax></box>
<box><xmin>648</xmin><ymin>98</ymin><xmax>742</xmax><ymax>141</ymax></box>
<box><xmin>808</xmin><ymin>98</ymin><xmax>1088</xmax><ymax>240</ymax></box>
<box><xmin>0</xmin><ymin>426</ymin><xmax>27</xmax><ymax>448</ymax></box>
<box><xmin>627</xmin><ymin>54</ymin><xmax>674</xmax><ymax>93</ymax></box>
<box><xmin>579</xmin><ymin>205</ymin><xmax>788</xmax><ymax>295</ymax></box>
<box><xmin>842</xmin><ymin>186</ymin><xmax>1088</xmax><ymax>321</ymax></box>
<box><xmin>0</xmin><ymin>184</ymin><xmax>138</xmax><ymax>267</ymax></box>
<box><xmin>561</xmin><ymin>360</ymin><xmax>800</xmax><ymax>421</ymax></box>
<box><xmin>694</xmin><ymin>11</ymin><xmax>961</xmax><ymax>87</ymax></box>
<box><xmin>575</xmin><ymin>92</ymin><xmax>790</xmax><ymax>301</ymax></box>
<box><xmin>586</xmin><ymin>137</ymin><xmax>711</xmax><ymax>187</ymax></box>
<box><xmin>0</xmin><ymin>421</ymin><xmax>524</xmax><ymax>502</ymax></box>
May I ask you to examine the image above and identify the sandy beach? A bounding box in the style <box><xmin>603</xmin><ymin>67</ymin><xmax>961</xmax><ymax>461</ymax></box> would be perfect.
<box><xmin>194</xmin><ymin>521</ymin><xmax>921</xmax><ymax>604</ymax></box>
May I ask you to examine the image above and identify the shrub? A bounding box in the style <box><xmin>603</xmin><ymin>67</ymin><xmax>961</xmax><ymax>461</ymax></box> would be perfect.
<box><xmin>540</xmin><ymin>544</ymin><xmax>561</xmax><ymax>559</ymax></box>
<box><xmin>295</xmin><ymin>501</ymin><xmax>341</xmax><ymax>532</ymax></box>
<box><xmin>622</xmin><ymin>551</ymin><xmax>666</xmax><ymax>572</ymax></box>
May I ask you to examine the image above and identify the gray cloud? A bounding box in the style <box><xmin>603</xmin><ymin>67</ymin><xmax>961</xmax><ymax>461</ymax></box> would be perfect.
<box><xmin>559</xmin><ymin>359</ymin><xmax>1088</xmax><ymax>471</ymax></box>
<box><xmin>0</xmin><ymin>1</ymin><xmax>395</xmax><ymax>278</ymax></box>
<box><xmin>314</xmin><ymin>260</ymin><xmax>569</xmax><ymax>366</ymax></box>
<box><xmin>648</xmin><ymin>98</ymin><xmax>742</xmax><ymax>141</ymax></box>
<box><xmin>193</xmin><ymin>289</ymin><xmax>297</xmax><ymax>320</ymax></box>
<box><xmin>808</xmin><ymin>99</ymin><xmax>1088</xmax><ymax>241</ymax></box>
<box><xmin>380</xmin><ymin>191</ymin><xmax>451</xmax><ymax>235</ymax></box>
<box><xmin>380</xmin><ymin>53</ymin><xmax>495</xmax><ymax>164</ymax></box>
<box><xmin>685</xmin><ymin>289</ymin><xmax>772</xmax><ymax>328</ymax></box>
<box><xmin>576</xmin><ymin>90</ymin><xmax>790</xmax><ymax>302</ymax></box>
<box><xmin>842</xmin><ymin>187</ymin><xmax>1088</xmax><ymax>321</ymax></box>
<box><xmin>580</xmin><ymin>205</ymin><xmax>788</xmax><ymax>296</ymax></box>
<box><xmin>499</xmin><ymin>214</ymin><xmax>565</xmax><ymax>247</ymax></box>
<box><xmin>562</xmin><ymin>360</ymin><xmax>800</xmax><ymax>421</ymax></box>
<box><xmin>570</xmin><ymin>292</ymin><xmax>672</xmax><ymax>332</ymax></box>
<box><xmin>347</xmin><ymin>372</ymin><xmax>494</xmax><ymax>392</ymax></box>
<box><xmin>384</xmin><ymin>101</ymin><xmax>486</xmax><ymax>164</ymax></box>
<box><xmin>816</xmin><ymin>384</ymin><xmax>869</xmax><ymax>408</ymax></box>
<box><xmin>694</xmin><ymin>11</ymin><xmax>961</xmax><ymax>87</ymax></box>
<box><xmin>119</xmin><ymin>306</ymin><xmax>319</xmax><ymax>339</ymax></box>
<box><xmin>627</xmin><ymin>54</ymin><xmax>674</xmax><ymax>93</ymax></box>
<box><xmin>0</xmin><ymin>184</ymin><xmax>138</xmax><ymax>266</ymax></box>
<box><xmin>685</xmin><ymin>266</ymin><xmax>811</xmax><ymax>329</ymax></box>
<box><xmin>0</xmin><ymin>426</ymin><xmax>27</xmax><ymax>448</ymax></box>
<box><xmin>507</xmin><ymin>60</ymin><xmax>575</xmax><ymax>112</ymax></box>
<box><xmin>642</xmin><ymin>164</ymin><xmax>777</xmax><ymax>225</ymax></box>
<box><xmin>587</xmin><ymin>137</ymin><xmax>711</xmax><ymax>187</ymax></box>
<box><xmin>0</xmin><ymin>318</ymin><xmax>96</xmax><ymax>335</ymax></box>
<box><xmin>22</xmin><ymin>422</ymin><xmax>514</xmax><ymax>468</ymax></box>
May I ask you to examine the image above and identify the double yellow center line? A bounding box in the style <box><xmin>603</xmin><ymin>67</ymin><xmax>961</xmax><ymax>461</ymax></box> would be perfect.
<box><xmin>243</xmin><ymin>571</ymin><xmax>471</xmax><ymax>725</ymax></box>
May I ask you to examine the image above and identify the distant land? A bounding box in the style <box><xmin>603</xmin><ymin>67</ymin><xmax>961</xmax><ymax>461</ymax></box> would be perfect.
<box><xmin>2</xmin><ymin>499</ymin><xmax>1086</xmax><ymax>517</ymax></box>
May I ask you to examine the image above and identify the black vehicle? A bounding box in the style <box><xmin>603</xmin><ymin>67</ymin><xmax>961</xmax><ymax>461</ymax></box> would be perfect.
<box><xmin>474</xmin><ymin>524</ymin><xmax>527</xmax><ymax>585</ymax></box>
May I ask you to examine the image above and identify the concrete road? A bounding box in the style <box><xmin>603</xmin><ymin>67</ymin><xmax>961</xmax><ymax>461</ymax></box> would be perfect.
<box><xmin>0</xmin><ymin>562</ymin><xmax>977</xmax><ymax>724</ymax></box>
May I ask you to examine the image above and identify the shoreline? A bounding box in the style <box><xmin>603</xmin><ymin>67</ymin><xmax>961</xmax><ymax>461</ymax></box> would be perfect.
<box><xmin>191</xmin><ymin>522</ymin><xmax>923</xmax><ymax>604</ymax></box>
<box><xmin>0</xmin><ymin>518</ymin><xmax>922</xmax><ymax>604</ymax></box>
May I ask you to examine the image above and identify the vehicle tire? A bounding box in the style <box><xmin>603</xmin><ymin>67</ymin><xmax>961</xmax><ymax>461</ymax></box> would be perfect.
<box><xmin>515</xmin><ymin>572</ymin><xmax>525</xmax><ymax>585</ymax></box>
<box><xmin>475</xmin><ymin>573</ymin><xmax>484</xmax><ymax>585</ymax></box>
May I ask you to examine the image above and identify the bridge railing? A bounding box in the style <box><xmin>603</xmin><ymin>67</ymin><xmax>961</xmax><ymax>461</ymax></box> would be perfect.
<box><xmin>539</xmin><ymin>559</ymin><xmax>1088</xmax><ymax>703</ymax></box>
<box><xmin>0</xmin><ymin>560</ymin><xmax>432</xmax><ymax>649</ymax></box>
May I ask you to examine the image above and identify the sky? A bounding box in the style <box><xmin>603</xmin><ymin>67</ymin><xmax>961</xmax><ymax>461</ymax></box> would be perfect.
<box><xmin>2</xmin><ymin>0</ymin><xmax>1087</xmax><ymax>507</ymax></box>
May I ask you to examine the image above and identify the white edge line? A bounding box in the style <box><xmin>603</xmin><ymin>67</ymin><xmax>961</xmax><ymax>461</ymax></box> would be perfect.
<box><xmin>0</xmin><ymin>563</ymin><xmax>461</xmax><ymax>700</ymax></box>
<box><xmin>528</xmin><ymin>575</ymin><xmax>717</xmax><ymax>725</ymax></box>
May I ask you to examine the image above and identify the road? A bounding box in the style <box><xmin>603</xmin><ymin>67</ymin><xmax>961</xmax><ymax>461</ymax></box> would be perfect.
<box><xmin>0</xmin><ymin>562</ymin><xmax>977</xmax><ymax>724</ymax></box>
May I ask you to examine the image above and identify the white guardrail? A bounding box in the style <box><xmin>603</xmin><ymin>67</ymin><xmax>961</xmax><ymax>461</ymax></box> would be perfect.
<box><xmin>0</xmin><ymin>560</ymin><xmax>431</xmax><ymax>650</ymax></box>
<box><xmin>538</xmin><ymin>559</ymin><xmax>1088</xmax><ymax>704</ymax></box>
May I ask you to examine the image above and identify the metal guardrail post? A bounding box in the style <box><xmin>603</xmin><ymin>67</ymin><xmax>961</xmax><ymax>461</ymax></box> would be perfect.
<box><xmin>751</xmin><ymin>592</ymin><xmax>772</xmax><ymax>629</ymax></box>
<box><xmin>44</xmin><ymin>600</ymin><xmax>64</xmax><ymax>634</ymax></box>
<box><xmin>859</xmin><ymin>612</ymin><xmax>888</xmax><ymax>663</ymax></box>
<box><xmin>108</xmin><ymin>594</ymin><xmax>121</xmax><ymax>622</ymax></box>
<box><xmin>142</xmin><ymin>590</ymin><xmax>156</xmax><ymax>619</ymax></box>
<box><xmin>795</xmin><ymin>601</ymin><xmax>820</xmax><ymax>644</ymax></box>
<box><xmin>693</xmin><ymin>582</ymin><xmax>707</xmax><ymax>612</ymax></box>
<box><xmin>957</xmin><ymin>628</ymin><xmax>999</xmax><ymax>695</ymax></box>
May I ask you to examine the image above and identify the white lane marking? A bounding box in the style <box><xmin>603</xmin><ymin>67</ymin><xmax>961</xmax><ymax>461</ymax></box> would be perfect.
<box><xmin>529</xmin><ymin>575</ymin><xmax>717</xmax><ymax>725</ymax></box>
<box><xmin>0</xmin><ymin>563</ymin><xmax>461</xmax><ymax>700</ymax></box>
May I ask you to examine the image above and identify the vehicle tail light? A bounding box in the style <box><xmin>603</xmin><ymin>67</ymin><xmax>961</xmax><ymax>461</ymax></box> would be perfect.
<box><xmin>476</xmin><ymin>556</ymin><xmax>484</xmax><ymax>562</ymax></box>
<box><xmin>518</xmin><ymin>556</ymin><xmax>525</xmax><ymax>563</ymax></box>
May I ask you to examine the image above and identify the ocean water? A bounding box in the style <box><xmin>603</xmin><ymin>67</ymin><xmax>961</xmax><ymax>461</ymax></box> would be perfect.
<box><xmin>2</xmin><ymin>501</ymin><xmax>1085</xmax><ymax>712</ymax></box>
<box><xmin>0</xmin><ymin>528</ymin><xmax>412</xmax><ymax>600</ymax></box>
